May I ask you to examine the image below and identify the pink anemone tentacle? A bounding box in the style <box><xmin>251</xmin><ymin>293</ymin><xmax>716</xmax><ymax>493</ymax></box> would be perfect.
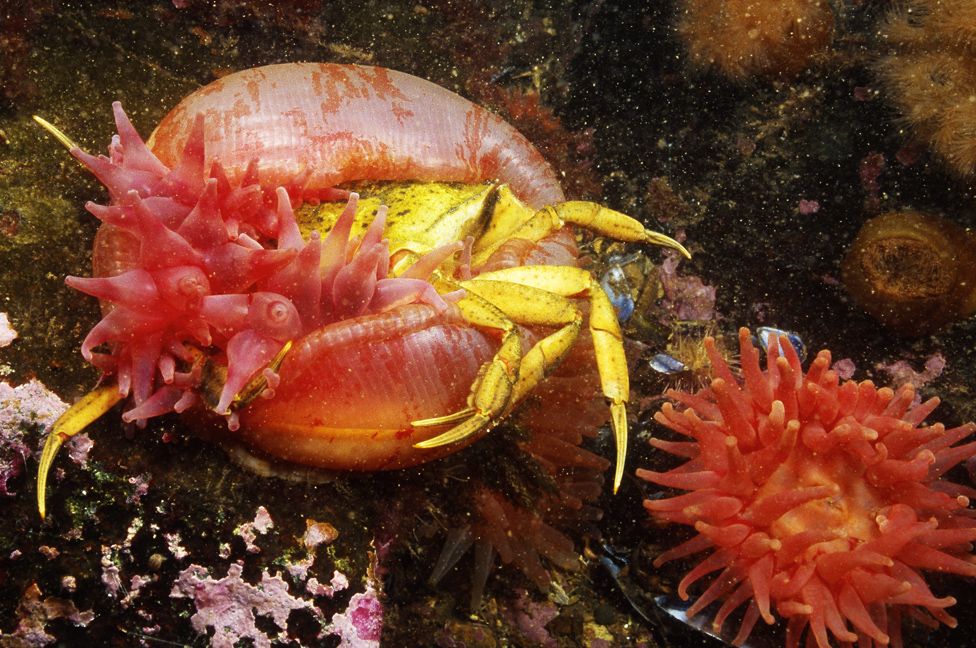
<box><xmin>70</xmin><ymin>100</ymin><xmax>460</xmax><ymax>429</ymax></box>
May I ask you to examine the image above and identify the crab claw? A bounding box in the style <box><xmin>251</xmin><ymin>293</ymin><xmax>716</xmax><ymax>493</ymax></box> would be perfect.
<box><xmin>551</xmin><ymin>201</ymin><xmax>692</xmax><ymax>259</ymax></box>
<box><xmin>37</xmin><ymin>385</ymin><xmax>123</xmax><ymax>519</ymax></box>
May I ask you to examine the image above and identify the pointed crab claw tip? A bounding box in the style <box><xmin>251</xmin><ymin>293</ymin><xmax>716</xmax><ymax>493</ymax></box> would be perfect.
<box><xmin>36</xmin><ymin>385</ymin><xmax>123</xmax><ymax>519</ymax></box>
<box><xmin>33</xmin><ymin>115</ymin><xmax>80</xmax><ymax>151</ymax></box>
<box><xmin>649</xmin><ymin>231</ymin><xmax>691</xmax><ymax>259</ymax></box>
<box><xmin>36</xmin><ymin>430</ymin><xmax>66</xmax><ymax>520</ymax></box>
<box><xmin>611</xmin><ymin>401</ymin><xmax>628</xmax><ymax>494</ymax></box>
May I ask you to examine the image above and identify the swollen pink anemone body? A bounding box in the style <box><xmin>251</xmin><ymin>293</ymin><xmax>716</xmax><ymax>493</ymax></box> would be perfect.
<box><xmin>64</xmin><ymin>63</ymin><xmax>575</xmax><ymax>458</ymax></box>
<box><xmin>70</xmin><ymin>103</ymin><xmax>465</xmax><ymax>430</ymax></box>
<box><xmin>147</xmin><ymin>63</ymin><xmax>566</xmax><ymax>210</ymax></box>
<box><xmin>639</xmin><ymin>328</ymin><xmax>976</xmax><ymax>648</ymax></box>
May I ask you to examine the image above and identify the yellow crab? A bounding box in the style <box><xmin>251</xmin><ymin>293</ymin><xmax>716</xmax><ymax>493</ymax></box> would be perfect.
<box><xmin>34</xmin><ymin>118</ymin><xmax>689</xmax><ymax>519</ymax></box>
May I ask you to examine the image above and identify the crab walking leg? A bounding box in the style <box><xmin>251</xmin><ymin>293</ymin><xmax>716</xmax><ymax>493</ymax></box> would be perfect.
<box><xmin>414</xmin><ymin>281</ymin><xmax>584</xmax><ymax>450</ymax></box>
<box><xmin>37</xmin><ymin>385</ymin><xmax>123</xmax><ymax>519</ymax></box>
<box><xmin>471</xmin><ymin>265</ymin><xmax>630</xmax><ymax>493</ymax></box>
<box><xmin>460</xmin><ymin>280</ymin><xmax>583</xmax><ymax>406</ymax></box>
<box><xmin>412</xmin><ymin>291</ymin><xmax>522</xmax><ymax>445</ymax></box>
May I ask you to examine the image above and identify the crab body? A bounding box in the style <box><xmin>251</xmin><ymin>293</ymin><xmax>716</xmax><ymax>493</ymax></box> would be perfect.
<box><xmin>35</xmin><ymin>63</ymin><xmax>690</xmax><ymax>516</ymax></box>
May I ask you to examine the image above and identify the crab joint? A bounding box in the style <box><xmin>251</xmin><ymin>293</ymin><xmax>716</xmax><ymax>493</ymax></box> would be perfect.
<box><xmin>37</xmin><ymin>385</ymin><xmax>122</xmax><ymax>519</ymax></box>
<box><xmin>229</xmin><ymin>340</ymin><xmax>294</xmax><ymax>413</ymax></box>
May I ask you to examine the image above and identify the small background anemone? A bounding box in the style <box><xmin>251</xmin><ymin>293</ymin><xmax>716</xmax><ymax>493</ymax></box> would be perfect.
<box><xmin>876</xmin><ymin>0</ymin><xmax>976</xmax><ymax>179</ymax></box>
<box><xmin>677</xmin><ymin>0</ymin><xmax>835</xmax><ymax>79</ymax></box>
<box><xmin>842</xmin><ymin>210</ymin><xmax>976</xmax><ymax>336</ymax></box>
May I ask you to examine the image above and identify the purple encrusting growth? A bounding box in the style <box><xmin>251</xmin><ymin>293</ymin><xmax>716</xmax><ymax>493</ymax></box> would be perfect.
<box><xmin>173</xmin><ymin>558</ymin><xmax>374</xmax><ymax>647</ymax></box>
<box><xmin>164</xmin><ymin>531</ymin><xmax>189</xmax><ymax>560</ymax></box>
<box><xmin>657</xmin><ymin>248</ymin><xmax>716</xmax><ymax>322</ymax></box>
<box><xmin>168</xmin><ymin>508</ymin><xmax>367</xmax><ymax>645</ymax></box>
<box><xmin>321</xmin><ymin>535</ymin><xmax>386</xmax><ymax>647</ymax></box>
<box><xmin>171</xmin><ymin>562</ymin><xmax>319</xmax><ymax>648</ymax></box>
<box><xmin>235</xmin><ymin>505</ymin><xmax>274</xmax><ymax>553</ymax></box>
<box><xmin>285</xmin><ymin>519</ymin><xmax>341</xmax><ymax>586</ymax></box>
<box><xmin>325</xmin><ymin>582</ymin><xmax>383</xmax><ymax>648</ymax></box>
<box><xmin>502</xmin><ymin>589</ymin><xmax>559</xmax><ymax>648</ymax></box>
<box><xmin>100</xmin><ymin>545</ymin><xmax>123</xmax><ymax>598</ymax></box>
<box><xmin>126</xmin><ymin>473</ymin><xmax>150</xmax><ymax>504</ymax></box>
<box><xmin>0</xmin><ymin>312</ymin><xmax>17</xmax><ymax>347</ymax></box>
<box><xmin>798</xmin><ymin>198</ymin><xmax>820</xmax><ymax>215</ymax></box>
<box><xmin>877</xmin><ymin>352</ymin><xmax>947</xmax><ymax>395</ymax></box>
<box><xmin>0</xmin><ymin>379</ymin><xmax>89</xmax><ymax>496</ymax></box>
<box><xmin>68</xmin><ymin>103</ymin><xmax>461</xmax><ymax>429</ymax></box>
<box><xmin>306</xmin><ymin>570</ymin><xmax>349</xmax><ymax>597</ymax></box>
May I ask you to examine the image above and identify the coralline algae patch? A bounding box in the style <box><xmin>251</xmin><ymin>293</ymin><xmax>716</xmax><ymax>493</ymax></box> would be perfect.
<box><xmin>0</xmin><ymin>379</ymin><xmax>90</xmax><ymax>496</ymax></box>
<box><xmin>171</xmin><ymin>562</ymin><xmax>320</xmax><ymax>648</ymax></box>
<box><xmin>171</xmin><ymin>558</ymin><xmax>378</xmax><ymax>648</ymax></box>
<box><xmin>640</xmin><ymin>328</ymin><xmax>976</xmax><ymax>648</ymax></box>
<box><xmin>152</xmin><ymin>507</ymin><xmax>382</xmax><ymax>648</ymax></box>
<box><xmin>6</xmin><ymin>494</ymin><xmax>380</xmax><ymax>647</ymax></box>
<box><xmin>0</xmin><ymin>313</ymin><xmax>17</xmax><ymax>348</ymax></box>
<box><xmin>0</xmin><ymin>378</ymin><xmax>379</xmax><ymax>648</ymax></box>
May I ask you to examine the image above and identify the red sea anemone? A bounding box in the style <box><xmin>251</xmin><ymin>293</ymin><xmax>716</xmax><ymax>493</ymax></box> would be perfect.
<box><xmin>638</xmin><ymin>328</ymin><xmax>976</xmax><ymax>648</ymax></box>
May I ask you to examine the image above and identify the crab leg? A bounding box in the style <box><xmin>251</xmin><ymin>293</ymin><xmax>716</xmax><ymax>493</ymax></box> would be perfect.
<box><xmin>467</xmin><ymin>265</ymin><xmax>629</xmax><ymax>493</ymax></box>
<box><xmin>459</xmin><ymin>280</ymin><xmax>583</xmax><ymax>405</ymax></box>
<box><xmin>37</xmin><ymin>385</ymin><xmax>123</xmax><ymax>519</ymax></box>
<box><xmin>418</xmin><ymin>188</ymin><xmax>683</xmax><ymax>493</ymax></box>
<box><xmin>412</xmin><ymin>281</ymin><xmax>583</xmax><ymax>448</ymax></box>
<box><xmin>550</xmin><ymin>202</ymin><xmax>692</xmax><ymax>259</ymax></box>
<box><xmin>412</xmin><ymin>290</ymin><xmax>522</xmax><ymax>446</ymax></box>
<box><xmin>470</xmin><ymin>185</ymin><xmax>691</xmax><ymax>267</ymax></box>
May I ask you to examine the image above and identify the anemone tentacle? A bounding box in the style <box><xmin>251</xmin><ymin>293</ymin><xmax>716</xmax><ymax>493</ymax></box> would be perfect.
<box><xmin>69</xmin><ymin>104</ymin><xmax>451</xmax><ymax>427</ymax></box>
